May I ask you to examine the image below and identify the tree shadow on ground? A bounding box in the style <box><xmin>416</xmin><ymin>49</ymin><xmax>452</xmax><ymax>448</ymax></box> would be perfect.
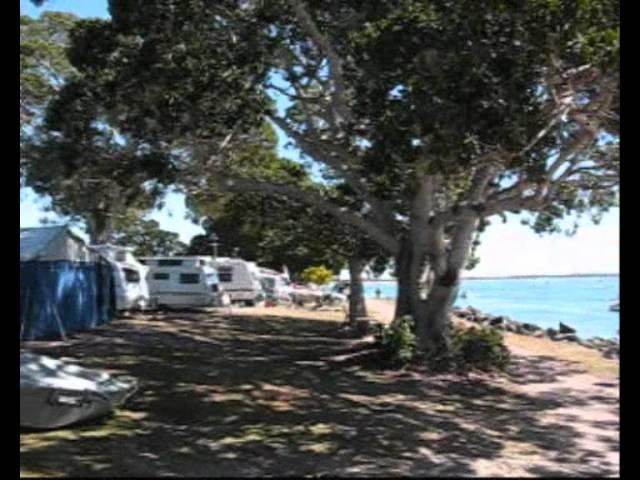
<box><xmin>20</xmin><ymin>310</ymin><xmax>619</xmax><ymax>477</ymax></box>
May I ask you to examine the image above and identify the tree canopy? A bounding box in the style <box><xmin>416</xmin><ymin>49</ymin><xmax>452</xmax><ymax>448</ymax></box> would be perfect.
<box><xmin>110</xmin><ymin>219</ymin><xmax>187</xmax><ymax>257</ymax></box>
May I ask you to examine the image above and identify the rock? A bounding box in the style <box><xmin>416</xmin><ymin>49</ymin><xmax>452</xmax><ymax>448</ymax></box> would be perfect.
<box><xmin>559</xmin><ymin>322</ymin><xmax>576</xmax><ymax>334</ymax></box>
<box><xmin>504</xmin><ymin>323</ymin><xmax>518</xmax><ymax>333</ymax></box>
<box><xmin>588</xmin><ymin>338</ymin><xmax>607</xmax><ymax>348</ymax></box>
<box><xmin>521</xmin><ymin>322</ymin><xmax>541</xmax><ymax>332</ymax></box>
<box><xmin>489</xmin><ymin>316</ymin><xmax>506</xmax><ymax>327</ymax></box>
<box><xmin>469</xmin><ymin>307</ymin><xmax>481</xmax><ymax>317</ymax></box>
<box><xmin>531</xmin><ymin>330</ymin><xmax>546</xmax><ymax>338</ymax></box>
<box><xmin>555</xmin><ymin>333</ymin><xmax>578</xmax><ymax>342</ymax></box>
<box><xmin>512</xmin><ymin>322</ymin><xmax>531</xmax><ymax>335</ymax></box>
<box><xmin>514</xmin><ymin>324</ymin><xmax>526</xmax><ymax>335</ymax></box>
<box><xmin>452</xmin><ymin>307</ymin><xmax>466</xmax><ymax>317</ymax></box>
<box><xmin>546</xmin><ymin>328</ymin><xmax>558</xmax><ymax>338</ymax></box>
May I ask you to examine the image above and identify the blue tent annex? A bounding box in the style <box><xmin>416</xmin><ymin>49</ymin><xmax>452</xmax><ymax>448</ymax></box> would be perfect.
<box><xmin>20</xmin><ymin>226</ymin><xmax>116</xmax><ymax>341</ymax></box>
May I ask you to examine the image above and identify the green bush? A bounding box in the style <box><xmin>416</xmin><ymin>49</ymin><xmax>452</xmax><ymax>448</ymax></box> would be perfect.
<box><xmin>300</xmin><ymin>265</ymin><xmax>333</xmax><ymax>285</ymax></box>
<box><xmin>375</xmin><ymin>315</ymin><xmax>416</xmax><ymax>365</ymax></box>
<box><xmin>449</xmin><ymin>325</ymin><xmax>511</xmax><ymax>372</ymax></box>
<box><xmin>374</xmin><ymin>318</ymin><xmax>510</xmax><ymax>372</ymax></box>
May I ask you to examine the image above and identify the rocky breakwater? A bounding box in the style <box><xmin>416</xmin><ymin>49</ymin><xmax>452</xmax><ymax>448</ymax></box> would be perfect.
<box><xmin>452</xmin><ymin>307</ymin><xmax>619</xmax><ymax>360</ymax></box>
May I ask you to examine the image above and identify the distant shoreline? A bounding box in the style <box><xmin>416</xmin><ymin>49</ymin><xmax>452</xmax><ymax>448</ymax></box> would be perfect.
<box><xmin>362</xmin><ymin>273</ymin><xmax>619</xmax><ymax>282</ymax></box>
<box><xmin>463</xmin><ymin>273</ymin><xmax>619</xmax><ymax>281</ymax></box>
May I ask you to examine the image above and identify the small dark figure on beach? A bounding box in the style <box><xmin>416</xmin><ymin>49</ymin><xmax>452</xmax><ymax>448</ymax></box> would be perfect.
<box><xmin>375</xmin><ymin>288</ymin><xmax>381</xmax><ymax>299</ymax></box>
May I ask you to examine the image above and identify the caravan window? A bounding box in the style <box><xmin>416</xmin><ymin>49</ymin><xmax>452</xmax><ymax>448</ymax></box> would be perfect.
<box><xmin>180</xmin><ymin>273</ymin><xmax>200</xmax><ymax>284</ymax></box>
<box><xmin>158</xmin><ymin>259</ymin><xmax>183</xmax><ymax>267</ymax></box>
<box><xmin>261</xmin><ymin>277</ymin><xmax>275</xmax><ymax>293</ymax></box>
<box><xmin>124</xmin><ymin>269</ymin><xmax>140</xmax><ymax>283</ymax></box>
<box><xmin>153</xmin><ymin>273</ymin><xmax>170</xmax><ymax>280</ymax></box>
<box><xmin>115</xmin><ymin>251</ymin><xmax>127</xmax><ymax>262</ymax></box>
<box><xmin>218</xmin><ymin>267</ymin><xmax>233</xmax><ymax>282</ymax></box>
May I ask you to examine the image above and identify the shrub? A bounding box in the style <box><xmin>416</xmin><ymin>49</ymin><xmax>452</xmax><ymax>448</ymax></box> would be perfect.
<box><xmin>374</xmin><ymin>318</ymin><xmax>510</xmax><ymax>372</ymax></box>
<box><xmin>375</xmin><ymin>315</ymin><xmax>416</xmax><ymax>365</ymax></box>
<box><xmin>449</xmin><ymin>325</ymin><xmax>511</xmax><ymax>372</ymax></box>
<box><xmin>300</xmin><ymin>265</ymin><xmax>333</xmax><ymax>285</ymax></box>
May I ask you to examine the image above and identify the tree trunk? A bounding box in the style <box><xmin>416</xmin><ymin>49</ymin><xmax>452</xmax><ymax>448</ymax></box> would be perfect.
<box><xmin>419</xmin><ymin>271</ymin><xmax>460</xmax><ymax>353</ymax></box>
<box><xmin>348</xmin><ymin>256</ymin><xmax>367</xmax><ymax>323</ymax></box>
<box><xmin>394</xmin><ymin>237</ymin><xmax>425</xmax><ymax>320</ymax></box>
<box><xmin>88</xmin><ymin>213</ymin><xmax>112</xmax><ymax>244</ymax></box>
<box><xmin>417</xmin><ymin>214</ymin><xmax>477</xmax><ymax>353</ymax></box>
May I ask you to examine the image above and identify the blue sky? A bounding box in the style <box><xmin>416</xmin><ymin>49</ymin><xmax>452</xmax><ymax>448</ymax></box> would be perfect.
<box><xmin>20</xmin><ymin>0</ymin><xmax>619</xmax><ymax>277</ymax></box>
<box><xmin>20</xmin><ymin>0</ymin><xmax>108</xmax><ymax>18</ymax></box>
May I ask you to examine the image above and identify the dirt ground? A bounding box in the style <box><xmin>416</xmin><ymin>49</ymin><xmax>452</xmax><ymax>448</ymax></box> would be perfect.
<box><xmin>20</xmin><ymin>305</ymin><xmax>619</xmax><ymax>477</ymax></box>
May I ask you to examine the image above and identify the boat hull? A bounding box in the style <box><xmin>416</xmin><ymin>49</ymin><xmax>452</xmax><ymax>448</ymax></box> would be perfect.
<box><xmin>20</xmin><ymin>352</ymin><xmax>138</xmax><ymax>430</ymax></box>
<box><xmin>20</xmin><ymin>387</ymin><xmax>113</xmax><ymax>430</ymax></box>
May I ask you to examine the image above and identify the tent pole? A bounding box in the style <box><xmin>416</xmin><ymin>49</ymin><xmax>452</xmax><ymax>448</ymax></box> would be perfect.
<box><xmin>20</xmin><ymin>288</ymin><xmax>31</xmax><ymax>341</ymax></box>
<box><xmin>52</xmin><ymin>304</ymin><xmax>67</xmax><ymax>341</ymax></box>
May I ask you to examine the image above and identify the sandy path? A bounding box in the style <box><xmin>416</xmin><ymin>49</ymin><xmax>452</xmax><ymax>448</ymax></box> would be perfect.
<box><xmin>366</xmin><ymin>298</ymin><xmax>619</xmax><ymax>475</ymax></box>
<box><xmin>20</xmin><ymin>305</ymin><xmax>619</xmax><ymax>477</ymax></box>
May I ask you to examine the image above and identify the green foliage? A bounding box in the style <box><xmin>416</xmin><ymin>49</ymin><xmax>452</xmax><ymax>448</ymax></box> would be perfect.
<box><xmin>20</xmin><ymin>10</ymin><xmax>79</xmax><ymax>168</ymax></box>
<box><xmin>447</xmin><ymin>326</ymin><xmax>511</xmax><ymax>372</ymax></box>
<box><xmin>374</xmin><ymin>315</ymin><xmax>416</xmax><ymax>365</ymax></box>
<box><xmin>110</xmin><ymin>219</ymin><xmax>187</xmax><ymax>257</ymax></box>
<box><xmin>20</xmin><ymin>11</ymin><xmax>78</xmax><ymax>123</ymax></box>
<box><xmin>374</xmin><ymin>319</ymin><xmax>510</xmax><ymax>371</ymax></box>
<box><xmin>300</xmin><ymin>265</ymin><xmax>334</xmax><ymax>285</ymax></box>
<box><xmin>183</xmin><ymin>124</ymin><xmax>364</xmax><ymax>276</ymax></box>
<box><xmin>62</xmin><ymin>1</ymin><xmax>274</xmax><ymax>143</ymax></box>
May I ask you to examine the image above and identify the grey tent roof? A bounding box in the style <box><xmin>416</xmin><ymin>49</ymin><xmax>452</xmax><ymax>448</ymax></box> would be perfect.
<box><xmin>20</xmin><ymin>226</ymin><xmax>65</xmax><ymax>261</ymax></box>
<box><xmin>20</xmin><ymin>225</ymin><xmax>90</xmax><ymax>262</ymax></box>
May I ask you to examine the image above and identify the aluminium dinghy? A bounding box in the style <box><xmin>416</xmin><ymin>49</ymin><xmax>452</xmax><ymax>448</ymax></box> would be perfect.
<box><xmin>20</xmin><ymin>351</ymin><xmax>138</xmax><ymax>430</ymax></box>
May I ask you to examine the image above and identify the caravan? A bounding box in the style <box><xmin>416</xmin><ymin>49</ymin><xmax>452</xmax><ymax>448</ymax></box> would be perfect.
<box><xmin>257</xmin><ymin>267</ymin><xmax>294</xmax><ymax>304</ymax></box>
<box><xmin>90</xmin><ymin>244</ymin><xmax>150</xmax><ymax>311</ymax></box>
<box><xmin>212</xmin><ymin>258</ymin><xmax>265</xmax><ymax>306</ymax></box>
<box><xmin>139</xmin><ymin>256</ymin><xmax>227</xmax><ymax>308</ymax></box>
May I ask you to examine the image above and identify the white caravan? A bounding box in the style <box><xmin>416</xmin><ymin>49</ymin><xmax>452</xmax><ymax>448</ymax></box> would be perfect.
<box><xmin>213</xmin><ymin>257</ymin><xmax>266</xmax><ymax>306</ymax></box>
<box><xmin>90</xmin><ymin>244</ymin><xmax>150</xmax><ymax>311</ymax></box>
<box><xmin>139</xmin><ymin>256</ymin><xmax>227</xmax><ymax>308</ymax></box>
<box><xmin>257</xmin><ymin>267</ymin><xmax>294</xmax><ymax>304</ymax></box>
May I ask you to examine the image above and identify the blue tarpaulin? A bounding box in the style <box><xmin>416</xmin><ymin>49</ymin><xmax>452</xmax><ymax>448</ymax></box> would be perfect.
<box><xmin>19</xmin><ymin>226</ymin><xmax>116</xmax><ymax>341</ymax></box>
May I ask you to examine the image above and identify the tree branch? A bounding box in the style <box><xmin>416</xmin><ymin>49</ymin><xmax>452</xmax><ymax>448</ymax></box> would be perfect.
<box><xmin>218</xmin><ymin>176</ymin><xmax>400</xmax><ymax>255</ymax></box>
<box><xmin>267</xmin><ymin>114</ymin><xmax>395</xmax><ymax>231</ymax></box>
<box><xmin>289</xmin><ymin>0</ymin><xmax>350</xmax><ymax>124</ymax></box>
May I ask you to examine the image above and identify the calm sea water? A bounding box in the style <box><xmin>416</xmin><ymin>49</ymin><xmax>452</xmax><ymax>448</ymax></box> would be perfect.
<box><xmin>363</xmin><ymin>275</ymin><xmax>620</xmax><ymax>339</ymax></box>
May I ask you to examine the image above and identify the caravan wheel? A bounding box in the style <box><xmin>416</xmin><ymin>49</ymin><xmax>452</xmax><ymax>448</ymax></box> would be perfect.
<box><xmin>136</xmin><ymin>297</ymin><xmax>148</xmax><ymax>311</ymax></box>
